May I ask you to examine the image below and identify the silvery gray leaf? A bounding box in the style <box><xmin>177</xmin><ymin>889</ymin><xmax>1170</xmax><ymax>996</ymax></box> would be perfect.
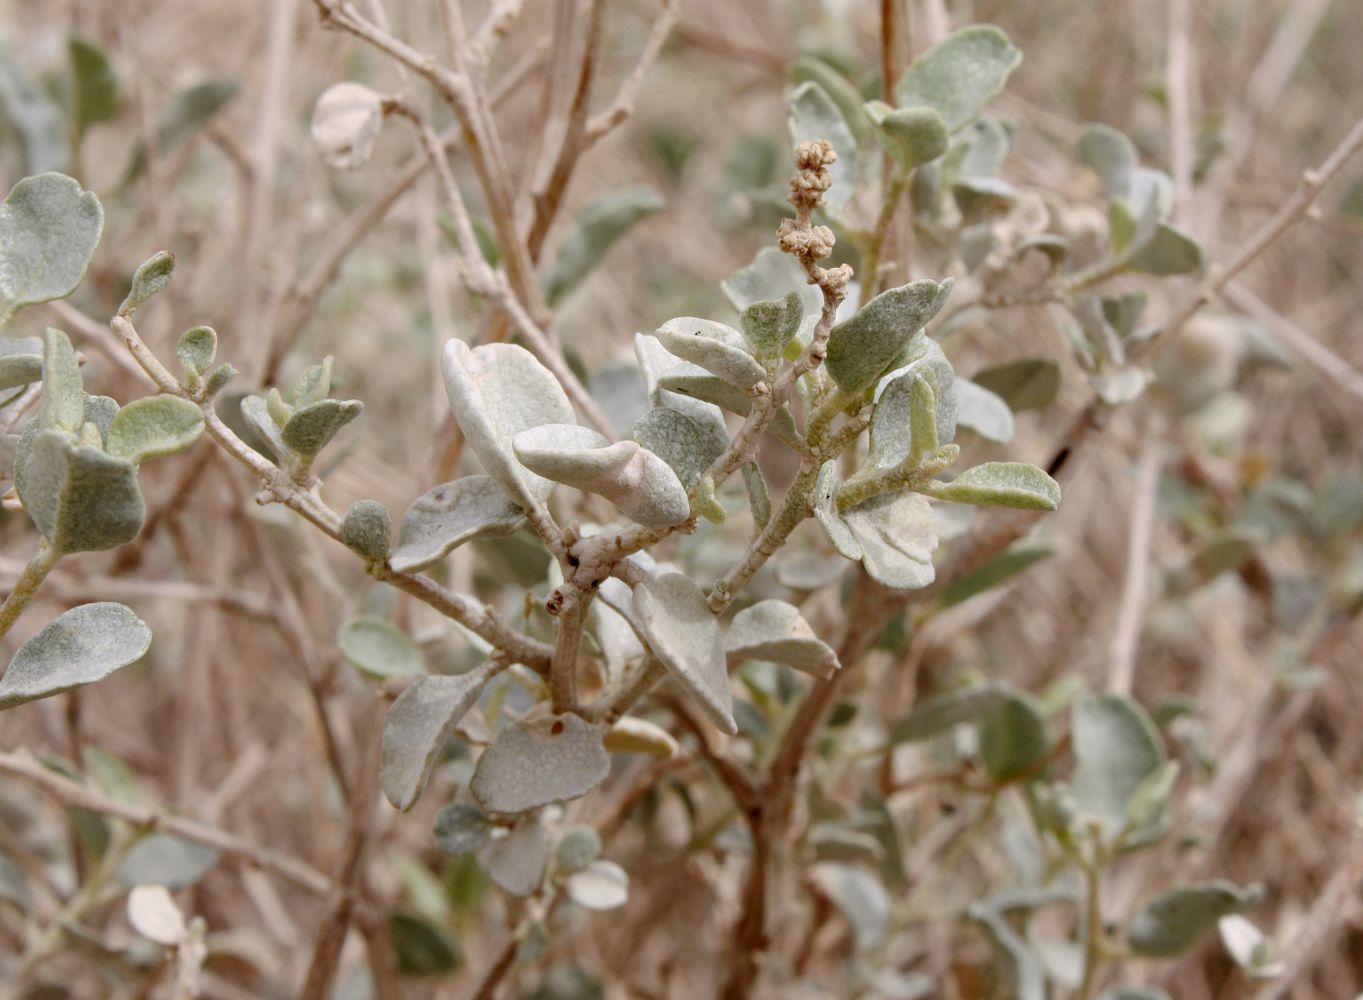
<box><xmin>19</xmin><ymin>429</ymin><xmax>144</xmax><ymax>556</ymax></box>
<box><xmin>825</xmin><ymin>279</ymin><xmax>953</xmax><ymax>396</ymax></box>
<box><xmin>788</xmin><ymin>82</ymin><xmax>857</xmax><ymax>214</ymax></box>
<box><xmin>0</xmin><ymin>173</ymin><xmax>103</xmax><ymax>328</ymax></box>
<box><xmin>513</xmin><ymin>423</ymin><xmax>689</xmax><ymax>529</ymax></box>
<box><xmin>869</xmin><ymin>336</ymin><xmax>957</xmax><ymax>468</ymax></box>
<box><xmin>390</xmin><ymin>475</ymin><xmax>525</xmax><ymax>573</ymax></box>
<box><xmin>433</xmin><ymin>802</ymin><xmax>493</xmax><ymax>855</ymax></box>
<box><xmin>844</xmin><ymin>491</ymin><xmax>938</xmax><ymax>590</ymax></box>
<box><xmin>479</xmin><ymin>816</ymin><xmax>548</xmax><ymax>897</ymax></box>
<box><xmin>722</xmin><ymin>246</ymin><xmax>822</xmax><ymax>345</ymax></box>
<box><xmin>565</xmin><ymin>860</ymin><xmax>629</xmax><ymax>911</ymax></box>
<box><xmin>953</xmin><ymin>378</ymin><xmax>1014</xmax><ymax>442</ymax></box>
<box><xmin>470</xmin><ymin>714</ymin><xmax>610</xmax><ymax>815</ymax></box>
<box><xmin>339</xmin><ymin>616</ymin><xmax>424</xmax><ymax>680</ymax></box>
<box><xmin>310</xmin><ymin>82</ymin><xmax>385</xmax><ymax>170</ymax></box>
<box><xmin>631</xmin><ymin>406</ymin><xmax>724</xmax><ymax>491</ymax></box>
<box><xmin>725</xmin><ymin>600</ymin><xmax>839</xmax><ymax>679</ymax></box>
<box><xmin>380</xmin><ymin>669</ymin><xmax>490</xmax><ymax>811</ymax></box>
<box><xmin>814</xmin><ymin>461</ymin><xmax>861</xmax><ymax>560</ymax></box>
<box><xmin>0</xmin><ymin>602</ymin><xmax>151</xmax><ymax>710</ymax></box>
<box><xmin>442</xmin><ymin>339</ymin><xmax>575</xmax><ymax>507</ymax></box>
<box><xmin>633</xmin><ymin>573</ymin><xmax>736</xmax><ymax>734</ymax></box>
<box><xmin>652</xmin><ymin>317</ymin><xmax>765</xmax><ymax>389</ymax></box>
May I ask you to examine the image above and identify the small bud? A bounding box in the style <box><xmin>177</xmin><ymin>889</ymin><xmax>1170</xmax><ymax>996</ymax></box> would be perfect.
<box><xmin>118</xmin><ymin>251</ymin><xmax>175</xmax><ymax>317</ymax></box>
<box><xmin>341</xmin><ymin>499</ymin><xmax>392</xmax><ymax>560</ymax></box>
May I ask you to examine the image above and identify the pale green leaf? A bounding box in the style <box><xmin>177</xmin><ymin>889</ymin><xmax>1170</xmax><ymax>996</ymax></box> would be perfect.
<box><xmin>18</xmin><ymin>430</ymin><xmax>144</xmax><ymax>555</ymax></box>
<box><xmin>0</xmin><ymin>49</ymin><xmax>67</xmax><ymax>173</ymax></box>
<box><xmin>565</xmin><ymin>859</ymin><xmax>629</xmax><ymax>911</ymax></box>
<box><xmin>864</xmin><ymin>101</ymin><xmax>950</xmax><ymax>171</ymax></box>
<box><xmin>433</xmin><ymin>803</ymin><xmax>492</xmax><ymax>855</ymax></box>
<box><xmin>890</xmin><ymin>683</ymin><xmax>1005</xmax><ymax>744</ymax></box>
<box><xmin>543</xmin><ymin>186</ymin><xmax>664</xmax><ymax>305</ymax></box>
<box><xmin>633</xmin><ymin>333</ymin><xmax>732</xmax><ymax>453</ymax></box>
<box><xmin>556</xmin><ymin>826</ymin><xmax>602</xmax><ymax>873</ymax></box>
<box><xmin>380</xmin><ymin>670</ymin><xmax>489</xmax><ymax>811</ymax></box>
<box><xmin>124</xmin><ymin>78</ymin><xmax>238</xmax><ymax>183</ymax></box>
<box><xmin>0</xmin><ymin>176</ymin><xmax>102</xmax><ymax>328</ymax></box>
<box><xmin>631</xmin><ymin>406</ymin><xmax>722</xmax><ymax>491</ymax></box>
<box><xmin>726</xmin><ymin>599</ymin><xmax>840</xmax><ymax>679</ymax></box>
<box><xmin>633</xmin><ymin>573</ymin><xmax>736</xmax><ymax>734</ymax></box>
<box><xmin>978</xmin><ymin>690</ymin><xmax>1050</xmax><ymax>782</ymax></box>
<box><xmin>968</xmin><ymin>902</ymin><xmax>1047</xmax><ymax>1000</ymax></box>
<box><xmin>940</xmin><ymin>545</ymin><xmax>1053</xmax><ymax>607</ymax></box>
<box><xmin>869</xmin><ymin>337</ymin><xmax>957</xmax><ymax>467</ymax></box>
<box><xmin>814</xmin><ymin>460</ymin><xmax>861</xmax><ymax>560</ymax></box>
<box><xmin>1128</xmin><ymin>881</ymin><xmax>1261</xmax><ymax>957</ymax></box>
<box><xmin>292</xmin><ymin>357</ymin><xmax>332</xmax><ymax>407</ymax></box>
<box><xmin>239</xmin><ymin>394</ymin><xmax>287</xmax><ymax>464</ymax></box>
<box><xmin>845</xmin><ymin>491</ymin><xmax>939</xmax><ymax>590</ymax></box>
<box><xmin>280</xmin><ymin>398</ymin><xmax>362</xmax><ymax>458</ymax></box>
<box><xmin>105</xmin><ymin>394</ymin><xmax>204</xmax><ymax>464</ymax></box>
<box><xmin>339</xmin><ymin>616</ymin><xmax>424</xmax><ymax>680</ymax></box>
<box><xmin>652</xmin><ymin>317</ymin><xmax>766</xmax><ymax>388</ymax></box>
<box><xmin>825</xmin><ymin>278</ymin><xmax>953</xmax><ymax>395</ymax></box>
<box><xmin>932</xmin><ymin>462</ymin><xmax>1060</xmax><ymax>511</ymax></box>
<box><xmin>788</xmin><ymin>82</ymin><xmax>857</xmax><ymax>214</ymax></box>
<box><xmin>1071</xmin><ymin>694</ymin><xmax>1164</xmax><ymax>837</ymax></box>
<box><xmin>514</xmin><ymin>423</ymin><xmax>690</xmax><ymax>529</ymax></box>
<box><xmin>0</xmin><ymin>602</ymin><xmax>150</xmax><ymax>710</ymax></box>
<box><xmin>791</xmin><ymin>56</ymin><xmax>869</xmax><ymax>143</ymax></box>
<box><xmin>953</xmin><ymin>378</ymin><xmax>1015</xmax><ymax>442</ymax></box>
<box><xmin>116</xmin><ymin>834</ymin><xmax>219</xmax><ymax>890</ymax></box>
<box><xmin>390</xmin><ymin>475</ymin><xmax>524</xmax><ymax>573</ymax></box>
<box><xmin>1126</xmin><ymin>222</ymin><xmax>1203</xmax><ymax>276</ymax></box>
<box><xmin>480</xmin><ymin>816</ymin><xmax>548</xmax><ymax>897</ymax></box>
<box><xmin>442</xmin><ymin>340</ymin><xmax>575</xmax><ymax>507</ymax></box>
<box><xmin>175</xmin><ymin>325</ymin><xmax>217</xmax><ymax>376</ymax></box>
<box><xmin>739</xmin><ymin>291</ymin><xmax>804</xmax><ymax>359</ymax></box>
<box><xmin>971</xmin><ymin>358</ymin><xmax>1060</xmax><ymax>411</ymax></box>
<box><xmin>41</xmin><ymin>328</ymin><xmax>84</xmax><ymax>433</ymax></box>
<box><xmin>0</xmin><ymin>352</ymin><xmax>41</xmax><ymax>392</ymax></box>
<box><xmin>471</xmin><ymin>714</ymin><xmax>609</xmax><ymax>815</ymax></box>
<box><xmin>722</xmin><ymin>246</ymin><xmax>822</xmax><ymax>345</ymax></box>
<box><xmin>340</xmin><ymin>499</ymin><xmax>392</xmax><ymax>560</ymax></box>
<box><xmin>117</xmin><ymin>250</ymin><xmax>174</xmax><ymax>316</ymax></box>
<box><xmin>67</xmin><ymin>35</ymin><xmax>120</xmax><ymax>140</ymax></box>
<box><xmin>1078</xmin><ymin>123</ymin><xmax>1137</xmax><ymax>199</ymax></box>
<box><xmin>952</xmin><ymin>177</ymin><xmax>1019</xmax><ymax>222</ymax></box>
<box><xmin>895</xmin><ymin>26</ymin><xmax>1021</xmax><ymax>131</ymax></box>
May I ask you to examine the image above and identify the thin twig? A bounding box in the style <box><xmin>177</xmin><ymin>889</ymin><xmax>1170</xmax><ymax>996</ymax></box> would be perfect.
<box><xmin>1108</xmin><ymin>439</ymin><xmax>1162</xmax><ymax>696</ymax></box>
<box><xmin>0</xmin><ymin>749</ymin><xmax>335</xmax><ymax>898</ymax></box>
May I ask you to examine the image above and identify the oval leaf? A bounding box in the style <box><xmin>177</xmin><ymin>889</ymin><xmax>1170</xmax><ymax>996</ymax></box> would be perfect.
<box><xmin>390</xmin><ymin>475</ymin><xmax>524</xmax><ymax>573</ymax></box>
<box><xmin>442</xmin><ymin>340</ymin><xmax>575</xmax><ymax>507</ymax></box>
<box><xmin>19</xmin><ymin>429</ymin><xmax>144</xmax><ymax>555</ymax></box>
<box><xmin>0</xmin><ymin>602</ymin><xmax>151</xmax><ymax>710</ymax></box>
<box><xmin>0</xmin><ymin>173</ymin><xmax>103</xmax><ymax>327</ymax></box>
<box><xmin>479</xmin><ymin>816</ymin><xmax>548</xmax><ymax>897</ymax></box>
<box><xmin>514</xmin><ymin>424</ymin><xmax>689</xmax><ymax>529</ymax></box>
<box><xmin>1128</xmin><ymin>881</ymin><xmax>1261</xmax><ymax>958</ymax></box>
<box><xmin>725</xmin><ymin>600</ymin><xmax>840</xmax><ymax>679</ymax></box>
<box><xmin>845</xmin><ymin>491</ymin><xmax>939</xmax><ymax>590</ymax></box>
<box><xmin>433</xmin><ymin>803</ymin><xmax>493</xmax><ymax>855</ymax></box>
<box><xmin>932</xmin><ymin>462</ymin><xmax>1060</xmax><ymax>511</ymax></box>
<box><xmin>869</xmin><ymin>336</ymin><xmax>957</xmax><ymax>467</ymax></box>
<box><xmin>381</xmin><ymin>670</ymin><xmax>490</xmax><ymax>811</ymax></box>
<box><xmin>105</xmin><ymin>394</ymin><xmax>204</xmax><ymax>464</ymax></box>
<box><xmin>1071</xmin><ymin>694</ymin><xmax>1164</xmax><ymax>837</ymax></box>
<box><xmin>310</xmin><ymin>82</ymin><xmax>384</xmax><ymax>171</ymax></box>
<box><xmin>565</xmin><ymin>860</ymin><xmax>629</xmax><ymax>911</ymax></box>
<box><xmin>280</xmin><ymin>398</ymin><xmax>362</xmax><ymax>458</ymax></box>
<box><xmin>954</xmin><ymin>378</ymin><xmax>1015</xmax><ymax>442</ymax></box>
<box><xmin>543</xmin><ymin>186</ymin><xmax>664</xmax><ymax>305</ymax></box>
<box><xmin>631</xmin><ymin>406</ymin><xmax>723</xmax><ymax>492</ymax></box>
<box><xmin>633</xmin><ymin>573</ymin><xmax>736</xmax><ymax>734</ymax></box>
<box><xmin>339</xmin><ymin>616</ymin><xmax>424</xmax><ymax>680</ymax></box>
<box><xmin>865</xmin><ymin>101</ymin><xmax>950</xmax><ymax>171</ymax></box>
<box><xmin>652</xmin><ymin>318</ymin><xmax>765</xmax><ymax>389</ymax></box>
<box><xmin>470</xmin><ymin>714</ymin><xmax>609</xmax><ymax>815</ymax></box>
<box><xmin>895</xmin><ymin>25</ymin><xmax>1021</xmax><ymax>131</ymax></box>
<box><xmin>340</xmin><ymin>499</ymin><xmax>392</xmax><ymax>560</ymax></box>
<box><xmin>825</xmin><ymin>278</ymin><xmax>953</xmax><ymax>396</ymax></box>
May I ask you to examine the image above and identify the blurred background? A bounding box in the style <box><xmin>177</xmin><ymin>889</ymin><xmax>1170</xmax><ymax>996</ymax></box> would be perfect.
<box><xmin>0</xmin><ymin>1</ymin><xmax>1360</xmax><ymax>997</ymax></box>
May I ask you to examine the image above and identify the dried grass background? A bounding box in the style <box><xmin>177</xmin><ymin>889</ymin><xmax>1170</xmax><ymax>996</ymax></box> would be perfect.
<box><xmin>0</xmin><ymin>0</ymin><xmax>1361</xmax><ymax>998</ymax></box>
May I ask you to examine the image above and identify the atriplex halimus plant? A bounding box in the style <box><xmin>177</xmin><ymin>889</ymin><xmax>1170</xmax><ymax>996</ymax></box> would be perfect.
<box><xmin>2</xmin><ymin>8</ymin><xmax>1352</xmax><ymax>996</ymax></box>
